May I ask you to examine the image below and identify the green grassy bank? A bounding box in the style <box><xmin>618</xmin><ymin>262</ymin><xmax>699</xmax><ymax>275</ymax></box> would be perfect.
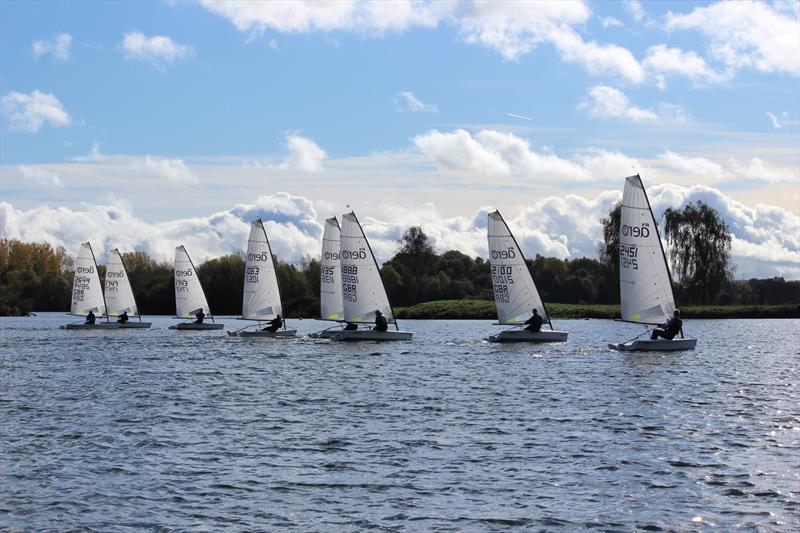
<box><xmin>394</xmin><ymin>300</ymin><xmax>800</xmax><ymax>320</ymax></box>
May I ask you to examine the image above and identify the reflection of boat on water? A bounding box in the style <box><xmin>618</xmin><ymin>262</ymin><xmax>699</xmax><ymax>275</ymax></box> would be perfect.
<box><xmin>309</xmin><ymin>216</ymin><xmax>346</xmax><ymax>339</ymax></box>
<box><xmin>485</xmin><ymin>210</ymin><xmax>567</xmax><ymax>343</ymax></box>
<box><xmin>227</xmin><ymin>219</ymin><xmax>296</xmax><ymax>338</ymax></box>
<box><xmin>103</xmin><ymin>248</ymin><xmax>151</xmax><ymax>329</ymax></box>
<box><xmin>331</xmin><ymin>211</ymin><xmax>413</xmax><ymax>342</ymax></box>
<box><xmin>608</xmin><ymin>175</ymin><xmax>697</xmax><ymax>352</ymax></box>
<box><xmin>169</xmin><ymin>245</ymin><xmax>224</xmax><ymax>331</ymax></box>
<box><xmin>61</xmin><ymin>242</ymin><xmax>113</xmax><ymax>330</ymax></box>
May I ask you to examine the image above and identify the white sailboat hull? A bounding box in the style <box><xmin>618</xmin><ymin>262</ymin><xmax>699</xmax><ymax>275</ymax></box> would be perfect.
<box><xmin>332</xmin><ymin>330</ymin><xmax>413</xmax><ymax>342</ymax></box>
<box><xmin>170</xmin><ymin>323</ymin><xmax>224</xmax><ymax>330</ymax></box>
<box><xmin>227</xmin><ymin>329</ymin><xmax>297</xmax><ymax>338</ymax></box>
<box><xmin>609</xmin><ymin>338</ymin><xmax>698</xmax><ymax>352</ymax></box>
<box><xmin>308</xmin><ymin>327</ymin><xmax>345</xmax><ymax>339</ymax></box>
<box><xmin>487</xmin><ymin>329</ymin><xmax>569</xmax><ymax>343</ymax></box>
<box><xmin>117</xmin><ymin>322</ymin><xmax>152</xmax><ymax>329</ymax></box>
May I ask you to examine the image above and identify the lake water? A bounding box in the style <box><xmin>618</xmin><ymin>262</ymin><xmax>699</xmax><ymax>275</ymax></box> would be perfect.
<box><xmin>1</xmin><ymin>314</ymin><xmax>798</xmax><ymax>531</ymax></box>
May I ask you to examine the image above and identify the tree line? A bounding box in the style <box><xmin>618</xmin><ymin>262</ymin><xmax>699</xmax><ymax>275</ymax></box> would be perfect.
<box><xmin>2</xmin><ymin>201</ymin><xmax>798</xmax><ymax>316</ymax></box>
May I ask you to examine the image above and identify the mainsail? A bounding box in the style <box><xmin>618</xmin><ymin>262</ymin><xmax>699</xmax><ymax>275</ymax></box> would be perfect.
<box><xmin>241</xmin><ymin>219</ymin><xmax>283</xmax><ymax>320</ymax></box>
<box><xmin>174</xmin><ymin>245</ymin><xmax>212</xmax><ymax>319</ymax></box>
<box><xmin>340</xmin><ymin>212</ymin><xmax>395</xmax><ymax>324</ymax></box>
<box><xmin>320</xmin><ymin>217</ymin><xmax>344</xmax><ymax>321</ymax></box>
<box><xmin>104</xmin><ymin>248</ymin><xmax>139</xmax><ymax>317</ymax></box>
<box><xmin>487</xmin><ymin>210</ymin><xmax>550</xmax><ymax>326</ymax></box>
<box><xmin>619</xmin><ymin>174</ymin><xmax>676</xmax><ymax>324</ymax></box>
<box><xmin>70</xmin><ymin>242</ymin><xmax>106</xmax><ymax>317</ymax></box>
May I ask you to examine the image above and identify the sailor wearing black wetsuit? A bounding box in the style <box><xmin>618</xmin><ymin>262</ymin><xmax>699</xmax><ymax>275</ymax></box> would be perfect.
<box><xmin>524</xmin><ymin>308</ymin><xmax>543</xmax><ymax>332</ymax></box>
<box><xmin>651</xmin><ymin>309</ymin><xmax>683</xmax><ymax>340</ymax></box>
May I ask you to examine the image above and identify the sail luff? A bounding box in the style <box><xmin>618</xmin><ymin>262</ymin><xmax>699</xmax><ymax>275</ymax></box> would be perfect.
<box><xmin>319</xmin><ymin>216</ymin><xmax>344</xmax><ymax>322</ymax></box>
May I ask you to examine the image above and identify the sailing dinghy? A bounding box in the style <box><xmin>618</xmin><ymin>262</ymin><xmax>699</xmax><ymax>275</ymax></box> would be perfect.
<box><xmin>228</xmin><ymin>219</ymin><xmax>296</xmax><ymax>338</ymax></box>
<box><xmin>103</xmin><ymin>248</ymin><xmax>151</xmax><ymax>328</ymax></box>
<box><xmin>608</xmin><ymin>175</ymin><xmax>697</xmax><ymax>352</ymax></box>
<box><xmin>331</xmin><ymin>211</ymin><xmax>412</xmax><ymax>341</ymax></box>
<box><xmin>169</xmin><ymin>245</ymin><xmax>224</xmax><ymax>330</ymax></box>
<box><xmin>62</xmin><ymin>242</ymin><xmax>114</xmax><ymax>329</ymax></box>
<box><xmin>485</xmin><ymin>210</ymin><xmax>568</xmax><ymax>343</ymax></box>
<box><xmin>309</xmin><ymin>217</ymin><xmax>347</xmax><ymax>339</ymax></box>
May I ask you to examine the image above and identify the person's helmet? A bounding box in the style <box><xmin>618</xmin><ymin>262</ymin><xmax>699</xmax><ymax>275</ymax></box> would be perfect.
<box><xmin>375</xmin><ymin>310</ymin><xmax>382</xmax><ymax>315</ymax></box>
<box><xmin>674</xmin><ymin>309</ymin><xmax>681</xmax><ymax>317</ymax></box>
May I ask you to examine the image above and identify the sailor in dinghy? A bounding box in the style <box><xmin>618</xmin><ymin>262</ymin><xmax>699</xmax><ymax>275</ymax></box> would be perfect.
<box><xmin>61</xmin><ymin>242</ymin><xmax>117</xmax><ymax>330</ymax></box>
<box><xmin>169</xmin><ymin>245</ymin><xmax>224</xmax><ymax>330</ymax></box>
<box><xmin>485</xmin><ymin>210</ymin><xmax>568</xmax><ymax>343</ymax></box>
<box><xmin>227</xmin><ymin>219</ymin><xmax>296</xmax><ymax>338</ymax></box>
<box><xmin>331</xmin><ymin>211</ymin><xmax>413</xmax><ymax>342</ymax></box>
<box><xmin>608</xmin><ymin>175</ymin><xmax>697</xmax><ymax>352</ymax></box>
<box><xmin>102</xmin><ymin>248</ymin><xmax>152</xmax><ymax>328</ymax></box>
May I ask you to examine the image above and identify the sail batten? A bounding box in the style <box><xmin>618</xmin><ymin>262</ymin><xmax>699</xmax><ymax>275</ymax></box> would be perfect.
<box><xmin>70</xmin><ymin>242</ymin><xmax>106</xmax><ymax>317</ymax></box>
<box><xmin>320</xmin><ymin>217</ymin><xmax>344</xmax><ymax>321</ymax></box>
<box><xmin>340</xmin><ymin>212</ymin><xmax>395</xmax><ymax>324</ymax></box>
<box><xmin>174</xmin><ymin>245</ymin><xmax>212</xmax><ymax>319</ymax></box>
<box><xmin>619</xmin><ymin>174</ymin><xmax>676</xmax><ymax>324</ymax></box>
<box><xmin>487</xmin><ymin>211</ymin><xmax>550</xmax><ymax>326</ymax></box>
<box><xmin>241</xmin><ymin>219</ymin><xmax>283</xmax><ymax>321</ymax></box>
<box><xmin>104</xmin><ymin>249</ymin><xmax>139</xmax><ymax>317</ymax></box>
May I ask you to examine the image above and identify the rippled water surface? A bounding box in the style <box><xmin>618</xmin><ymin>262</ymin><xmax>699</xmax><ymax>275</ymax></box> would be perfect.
<box><xmin>1</xmin><ymin>314</ymin><xmax>798</xmax><ymax>531</ymax></box>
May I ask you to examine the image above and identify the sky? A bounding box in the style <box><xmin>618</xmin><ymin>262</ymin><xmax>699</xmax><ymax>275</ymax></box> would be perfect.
<box><xmin>1</xmin><ymin>0</ymin><xmax>798</xmax><ymax>279</ymax></box>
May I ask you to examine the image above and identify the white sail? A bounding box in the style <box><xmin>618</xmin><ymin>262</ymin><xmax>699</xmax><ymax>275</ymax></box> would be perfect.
<box><xmin>174</xmin><ymin>245</ymin><xmax>212</xmax><ymax>319</ymax></box>
<box><xmin>70</xmin><ymin>242</ymin><xmax>106</xmax><ymax>317</ymax></box>
<box><xmin>340</xmin><ymin>212</ymin><xmax>394</xmax><ymax>324</ymax></box>
<box><xmin>104</xmin><ymin>248</ymin><xmax>138</xmax><ymax>317</ymax></box>
<box><xmin>619</xmin><ymin>174</ymin><xmax>676</xmax><ymax>324</ymax></box>
<box><xmin>242</xmin><ymin>219</ymin><xmax>283</xmax><ymax>320</ymax></box>
<box><xmin>320</xmin><ymin>217</ymin><xmax>344</xmax><ymax>321</ymax></box>
<box><xmin>487</xmin><ymin>210</ymin><xmax>549</xmax><ymax>325</ymax></box>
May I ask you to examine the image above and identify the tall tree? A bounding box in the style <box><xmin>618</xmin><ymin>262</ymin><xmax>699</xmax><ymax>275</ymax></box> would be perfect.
<box><xmin>599</xmin><ymin>202</ymin><xmax>621</xmax><ymax>303</ymax></box>
<box><xmin>386</xmin><ymin>226</ymin><xmax>438</xmax><ymax>304</ymax></box>
<box><xmin>663</xmin><ymin>201</ymin><xmax>732</xmax><ymax>304</ymax></box>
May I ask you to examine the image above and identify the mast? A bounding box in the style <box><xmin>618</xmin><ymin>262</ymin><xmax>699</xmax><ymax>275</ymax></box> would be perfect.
<box><xmin>347</xmin><ymin>211</ymin><xmax>399</xmax><ymax>331</ymax></box>
<box><xmin>635</xmin><ymin>174</ymin><xmax>679</xmax><ymax>307</ymax></box>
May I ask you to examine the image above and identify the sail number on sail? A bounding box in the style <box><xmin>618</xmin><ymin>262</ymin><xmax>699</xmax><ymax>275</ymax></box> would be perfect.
<box><xmin>245</xmin><ymin>266</ymin><xmax>259</xmax><ymax>284</ymax></box>
<box><xmin>491</xmin><ymin>265</ymin><xmax>514</xmax><ymax>303</ymax></box>
<box><xmin>72</xmin><ymin>265</ymin><xmax>96</xmax><ymax>302</ymax></box>
<box><xmin>342</xmin><ymin>265</ymin><xmax>359</xmax><ymax>303</ymax></box>
<box><xmin>620</xmin><ymin>244</ymin><xmax>639</xmax><ymax>270</ymax></box>
<box><xmin>105</xmin><ymin>269</ymin><xmax>125</xmax><ymax>295</ymax></box>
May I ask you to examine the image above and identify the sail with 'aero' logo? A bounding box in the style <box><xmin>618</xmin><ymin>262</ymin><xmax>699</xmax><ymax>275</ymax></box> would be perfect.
<box><xmin>320</xmin><ymin>217</ymin><xmax>344</xmax><ymax>321</ymax></box>
<box><xmin>70</xmin><ymin>242</ymin><xmax>106</xmax><ymax>317</ymax></box>
<box><xmin>241</xmin><ymin>219</ymin><xmax>283</xmax><ymax>321</ymax></box>
<box><xmin>487</xmin><ymin>210</ymin><xmax>550</xmax><ymax>326</ymax></box>
<box><xmin>619</xmin><ymin>174</ymin><xmax>676</xmax><ymax>324</ymax></box>
<box><xmin>174</xmin><ymin>245</ymin><xmax>212</xmax><ymax>319</ymax></box>
<box><xmin>104</xmin><ymin>248</ymin><xmax>138</xmax><ymax>317</ymax></box>
<box><xmin>340</xmin><ymin>211</ymin><xmax>394</xmax><ymax>324</ymax></box>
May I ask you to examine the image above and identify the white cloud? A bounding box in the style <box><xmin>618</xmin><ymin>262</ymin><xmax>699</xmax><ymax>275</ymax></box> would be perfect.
<box><xmin>766</xmin><ymin>111</ymin><xmax>782</xmax><ymax>129</ymax></box>
<box><xmin>601</xmin><ymin>16</ymin><xmax>623</xmax><ymax>28</ymax></box>
<box><xmin>200</xmin><ymin>0</ymin><xmax>449</xmax><ymax>35</ymax></box>
<box><xmin>1</xmin><ymin>186</ymin><xmax>796</xmax><ymax>279</ymax></box>
<box><xmin>394</xmin><ymin>91</ymin><xmax>437</xmax><ymax>113</ymax></box>
<box><xmin>625</xmin><ymin>0</ymin><xmax>646</xmax><ymax>22</ymax></box>
<box><xmin>1</xmin><ymin>90</ymin><xmax>71</xmax><ymax>133</ymax></box>
<box><xmin>656</xmin><ymin>150</ymin><xmax>796</xmax><ymax>184</ymax></box>
<box><xmin>579</xmin><ymin>85</ymin><xmax>685</xmax><ymax>124</ymax></box>
<box><xmin>548</xmin><ymin>26</ymin><xmax>646</xmax><ymax>83</ymax></box>
<box><xmin>456</xmin><ymin>1</ymin><xmax>590</xmax><ymax>61</ymax></box>
<box><xmin>280</xmin><ymin>134</ymin><xmax>327</xmax><ymax>172</ymax></box>
<box><xmin>643</xmin><ymin>44</ymin><xmax>728</xmax><ymax>84</ymax></box>
<box><xmin>132</xmin><ymin>156</ymin><xmax>198</xmax><ymax>184</ymax></box>
<box><xmin>666</xmin><ymin>1</ymin><xmax>800</xmax><ymax>76</ymax></box>
<box><xmin>32</xmin><ymin>33</ymin><xmax>72</xmax><ymax>61</ymax></box>
<box><xmin>69</xmin><ymin>142</ymin><xmax>103</xmax><ymax>162</ymax></box>
<box><xmin>122</xmin><ymin>31</ymin><xmax>192</xmax><ymax>70</ymax></box>
<box><xmin>412</xmin><ymin>128</ymin><xmax>511</xmax><ymax>176</ymax></box>
<box><xmin>18</xmin><ymin>165</ymin><xmax>62</xmax><ymax>188</ymax></box>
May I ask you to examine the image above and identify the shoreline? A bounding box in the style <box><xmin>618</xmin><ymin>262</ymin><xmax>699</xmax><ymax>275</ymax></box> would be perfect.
<box><xmin>394</xmin><ymin>300</ymin><xmax>800</xmax><ymax>320</ymax></box>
